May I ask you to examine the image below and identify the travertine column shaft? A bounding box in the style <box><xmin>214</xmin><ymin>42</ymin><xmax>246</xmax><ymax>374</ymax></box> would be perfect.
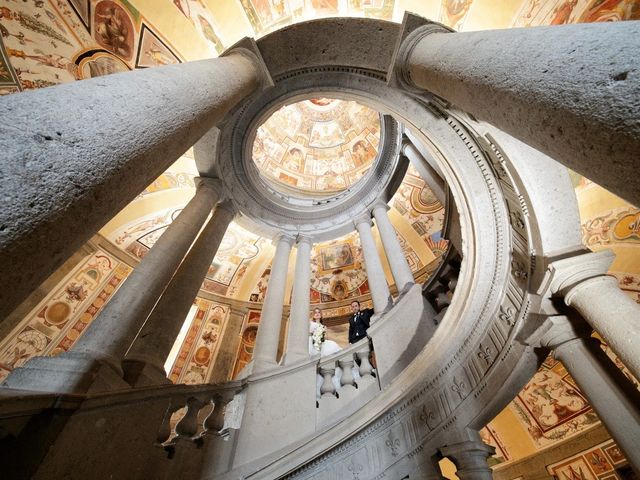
<box><xmin>401</xmin><ymin>141</ymin><xmax>446</xmax><ymax>204</ymax></box>
<box><xmin>564</xmin><ymin>275</ymin><xmax>640</xmax><ymax>382</ymax></box>
<box><xmin>402</xmin><ymin>20</ymin><xmax>640</xmax><ymax>206</ymax></box>
<box><xmin>440</xmin><ymin>439</ymin><xmax>495</xmax><ymax>480</ymax></box>
<box><xmin>0</xmin><ymin>50</ymin><xmax>261</xmax><ymax>322</ymax></box>
<box><xmin>284</xmin><ymin>236</ymin><xmax>313</xmax><ymax>364</ymax></box>
<box><xmin>355</xmin><ymin>216</ymin><xmax>392</xmax><ymax>314</ymax></box>
<box><xmin>123</xmin><ymin>201</ymin><xmax>236</xmax><ymax>385</ymax></box>
<box><xmin>540</xmin><ymin>316</ymin><xmax>640</xmax><ymax>470</ymax></box>
<box><xmin>73</xmin><ymin>179</ymin><xmax>221</xmax><ymax>366</ymax></box>
<box><xmin>371</xmin><ymin>202</ymin><xmax>414</xmax><ymax>293</ymax></box>
<box><xmin>252</xmin><ymin>234</ymin><xmax>295</xmax><ymax>372</ymax></box>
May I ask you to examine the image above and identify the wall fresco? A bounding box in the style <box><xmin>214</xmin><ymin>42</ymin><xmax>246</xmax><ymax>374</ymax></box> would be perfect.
<box><xmin>232</xmin><ymin>310</ymin><xmax>260</xmax><ymax>378</ymax></box>
<box><xmin>0</xmin><ymin>250</ymin><xmax>130</xmax><ymax>381</ymax></box>
<box><xmin>171</xmin><ymin>0</ymin><xmax>224</xmax><ymax>55</ymax></box>
<box><xmin>508</xmin><ymin>356</ymin><xmax>599</xmax><ymax>448</ymax></box>
<box><xmin>512</xmin><ymin>0</ymin><xmax>640</xmax><ymax>27</ymax></box>
<box><xmin>438</xmin><ymin>0</ymin><xmax>474</xmax><ymax>30</ymax></box>
<box><xmin>238</xmin><ymin>0</ymin><xmax>395</xmax><ymax>37</ymax></box>
<box><xmin>168</xmin><ymin>298</ymin><xmax>230</xmax><ymax>384</ymax></box>
<box><xmin>547</xmin><ymin>439</ymin><xmax>631</xmax><ymax>480</ymax></box>
<box><xmin>0</xmin><ymin>0</ymin><xmax>181</xmax><ymax>95</ymax></box>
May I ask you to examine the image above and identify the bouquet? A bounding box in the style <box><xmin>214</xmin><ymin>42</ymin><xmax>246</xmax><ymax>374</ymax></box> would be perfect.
<box><xmin>312</xmin><ymin>324</ymin><xmax>326</xmax><ymax>352</ymax></box>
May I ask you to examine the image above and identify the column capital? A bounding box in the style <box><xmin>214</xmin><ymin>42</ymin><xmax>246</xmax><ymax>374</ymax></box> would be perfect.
<box><xmin>272</xmin><ymin>232</ymin><xmax>296</xmax><ymax>248</ymax></box>
<box><xmin>538</xmin><ymin>249</ymin><xmax>615</xmax><ymax>298</ymax></box>
<box><xmin>370</xmin><ymin>199</ymin><xmax>390</xmax><ymax>214</ymax></box>
<box><xmin>194</xmin><ymin>176</ymin><xmax>224</xmax><ymax>200</ymax></box>
<box><xmin>525</xmin><ymin>315</ymin><xmax>591</xmax><ymax>350</ymax></box>
<box><xmin>387</xmin><ymin>13</ymin><xmax>452</xmax><ymax>92</ymax></box>
<box><xmin>215</xmin><ymin>199</ymin><xmax>237</xmax><ymax>216</ymax></box>
<box><xmin>296</xmin><ymin>234</ymin><xmax>314</xmax><ymax>247</ymax></box>
<box><xmin>353</xmin><ymin>213</ymin><xmax>373</xmax><ymax>229</ymax></box>
<box><xmin>222</xmin><ymin>37</ymin><xmax>274</xmax><ymax>90</ymax></box>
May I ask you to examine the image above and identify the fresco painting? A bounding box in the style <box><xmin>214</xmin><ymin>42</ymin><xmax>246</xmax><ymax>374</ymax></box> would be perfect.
<box><xmin>548</xmin><ymin>439</ymin><xmax>630</xmax><ymax>479</ymax></box>
<box><xmin>238</xmin><ymin>0</ymin><xmax>394</xmax><ymax>37</ymax></box>
<box><xmin>136</xmin><ymin>23</ymin><xmax>181</xmax><ymax>67</ymax></box>
<box><xmin>509</xmin><ymin>356</ymin><xmax>599</xmax><ymax>447</ymax></box>
<box><xmin>0</xmin><ymin>251</ymin><xmax>128</xmax><ymax>381</ymax></box>
<box><xmin>512</xmin><ymin>0</ymin><xmax>640</xmax><ymax>27</ymax></box>
<box><xmin>253</xmin><ymin>99</ymin><xmax>380</xmax><ymax>194</ymax></box>
<box><xmin>168</xmin><ymin>299</ymin><xmax>230</xmax><ymax>384</ymax></box>
<box><xmin>232</xmin><ymin>312</ymin><xmax>260</xmax><ymax>378</ymax></box>
<box><xmin>438</xmin><ymin>0</ymin><xmax>474</xmax><ymax>30</ymax></box>
<box><xmin>171</xmin><ymin>0</ymin><xmax>225</xmax><ymax>55</ymax></box>
<box><xmin>0</xmin><ymin>0</ymin><xmax>181</xmax><ymax>94</ymax></box>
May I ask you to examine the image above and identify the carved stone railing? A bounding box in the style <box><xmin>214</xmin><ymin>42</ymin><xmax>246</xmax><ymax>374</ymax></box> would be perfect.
<box><xmin>0</xmin><ymin>380</ymin><xmax>246</xmax><ymax>479</ymax></box>
<box><xmin>315</xmin><ymin>340</ymin><xmax>380</xmax><ymax>428</ymax></box>
<box><xmin>422</xmin><ymin>248</ymin><xmax>461</xmax><ymax>324</ymax></box>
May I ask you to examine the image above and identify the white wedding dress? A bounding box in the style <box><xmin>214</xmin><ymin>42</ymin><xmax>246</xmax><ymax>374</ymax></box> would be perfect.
<box><xmin>309</xmin><ymin>321</ymin><xmax>360</xmax><ymax>397</ymax></box>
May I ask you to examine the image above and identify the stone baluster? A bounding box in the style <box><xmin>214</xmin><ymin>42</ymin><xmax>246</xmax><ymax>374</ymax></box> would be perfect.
<box><xmin>537</xmin><ymin>315</ymin><xmax>640</xmax><ymax>470</ymax></box>
<box><xmin>394</xmin><ymin>14</ymin><xmax>640</xmax><ymax>206</ymax></box>
<box><xmin>4</xmin><ymin>179</ymin><xmax>223</xmax><ymax>394</ymax></box>
<box><xmin>339</xmin><ymin>357</ymin><xmax>356</xmax><ymax>388</ymax></box>
<box><xmin>284</xmin><ymin>236</ymin><xmax>314</xmax><ymax>365</ymax></box>
<box><xmin>172</xmin><ymin>397</ymin><xmax>205</xmax><ymax>441</ymax></box>
<box><xmin>251</xmin><ymin>234</ymin><xmax>295</xmax><ymax>373</ymax></box>
<box><xmin>202</xmin><ymin>392</ymin><xmax>235</xmax><ymax>436</ymax></box>
<box><xmin>440</xmin><ymin>437</ymin><xmax>495</xmax><ymax>480</ymax></box>
<box><xmin>0</xmin><ymin>44</ymin><xmax>269</xmax><ymax>322</ymax></box>
<box><xmin>546</xmin><ymin>250</ymin><xmax>640</xmax><ymax>381</ymax></box>
<box><xmin>371</xmin><ymin>200</ymin><xmax>415</xmax><ymax>294</ymax></box>
<box><xmin>354</xmin><ymin>214</ymin><xmax>393</xmax><ymax>315</ymax></box>
<box><xmin>356</xmin><ymin>347</ymin><xmax>374</xmax><ymax>378</ymax></box>
<box><xmin>320</xmin><ymin>366</ymin><xmax>337</xmax><ymax>397</ymax></box>
<box><xmin>123</xmin><ymin>201</ymin><xmax>236</xmax><ymax>386</ymax></box>
<box><xmin>157</xmin><ymin>404</ymin><xmax>181</xmax><ymax>445</ymax></box>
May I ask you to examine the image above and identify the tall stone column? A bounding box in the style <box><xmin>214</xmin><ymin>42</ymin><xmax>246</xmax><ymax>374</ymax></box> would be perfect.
<box><xmin>546</xmin><ymin>250</ymin><xmax>640</xmax><ymax>381</ymax></box>
<box><xmin>3</xmin><ymin>178</ymin><xmax>222</xmax><ymax>393</ymax></box>
<box><xmin>0</xmin><ymin>44</ymin><xmax>268</xmax><ymax>323</ymax></box>
<box><xmin>538</xmin><ymin>316</ymin><xmax>640</xmax><ymax>470</ymax></box>
<box><xmin>284</xmin><ymin>236</ymin><xmax>313</xmax><ymax>365</ymax></box>
<box><xmin>394</xmin><ymin>16</ymin><xmax>640</xmax><ymax>206</ymax></box>
<box><xmin>401</xmin><ymin>140</ymin><xmax>446</xmax><ymax>204</ymax></box>
<box><xmin>371</xmin><ymin>201</ymin><xmax>414</xmax><ymax>294</ymax></box>
<box><xmin>354</xmin><ymin>215</ymin><xmax>392</xmax><ymax>314</ymax></box>
<box><xmin>440</xmin><ymin>438</ymin><xmax>495</xmax><ymax>480</ymax></box>
<box><xmin>123</xmin><ymin>201</ymin><xmax>236</xmax><ymax>386</ymax></box>
<box><xmin>251</xmin><ymin>234</ymin><xmax>295</xmax><ymax>373</ymax></box>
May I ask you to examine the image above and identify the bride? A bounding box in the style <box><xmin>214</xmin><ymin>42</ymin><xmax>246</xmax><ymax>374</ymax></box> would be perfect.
<box><xmin>309</xmin><ymin>308</ymin><xmax>341</xmax><ymax>356</ymax></box>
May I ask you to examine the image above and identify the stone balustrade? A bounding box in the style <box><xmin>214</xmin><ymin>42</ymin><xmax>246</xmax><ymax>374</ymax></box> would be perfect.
<box><xmin>317</xmin><ymin>340</ymin><xmax>377</xmax><ymax>399</ymax></box>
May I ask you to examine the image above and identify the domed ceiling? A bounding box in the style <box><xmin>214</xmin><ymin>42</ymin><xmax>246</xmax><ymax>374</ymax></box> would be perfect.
<box><xmin>2</xmin><ymin>0</ymin><xmax>640</xmax><ymax>473</ymax></box>
<box><xmin>253</xmin><ymin>98</ymin><xmax>381</xmax><ymax>195</ymax></box>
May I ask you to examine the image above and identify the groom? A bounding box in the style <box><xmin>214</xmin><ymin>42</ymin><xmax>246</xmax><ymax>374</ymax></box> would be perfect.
<box><xmin>348</xmin><ymin>300</ymin><xmax>373</xmax><ymax>344</ymax></box>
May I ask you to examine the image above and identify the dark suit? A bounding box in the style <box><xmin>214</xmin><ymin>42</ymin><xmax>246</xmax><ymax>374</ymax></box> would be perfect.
<box><xmin>348</xmin><ymin>308</ymin><xmax>373</xmax><ymax>344</ymax></box>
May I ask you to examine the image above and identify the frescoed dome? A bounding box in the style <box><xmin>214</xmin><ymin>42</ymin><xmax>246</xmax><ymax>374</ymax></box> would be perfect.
<box><xmin>252</xmin><ymin>98</ymin><xmax>381</xmax><ymax>196</ymax></box>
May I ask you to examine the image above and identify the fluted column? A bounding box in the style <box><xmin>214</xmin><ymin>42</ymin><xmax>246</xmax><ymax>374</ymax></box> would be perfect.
<box><xmin>284</xmin><ymin>236</ymin><xmax>314</xmax><ymax>365</ymax></box>
<box><xmin>547</xmin><ymin>250</ymin><xmax>640</xmax><ymax>381</ymax></box>
<box><xmin>371</xmin><ymin>201</ymin><xmax>414</xmax><ymax>293</ymax></box>
<box><xmin>395</xmin><ymin>16</ymin><xmax>640</xmax><ymax>206</ymax></box>
<box><xmin>354</xmin><ymin>215</ymin><xmax>392</xmax><ymax>314</ymax></box>
<box><xmin>252</xmin><ymin>234</ymin><xmax>295</xmax><ymax>373</ymax></box>
<box><xmin>440</xmin><ymin>438</ymin><xmax>495</xmax><ymax>480</ymax></box>
<box><xmin>0</xmin><ymin>47</ymin><xmax>267</xmax><ymax>322</ymax></box>
<box><xmin>123</xmin><ymin>200</ymin><xmax>236</xmax><ymax>386</ymax></box>
<box><xmin>538</xmin><ymin>316</ymin><xmax>640</xmax><ymax>470</ymax></box>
